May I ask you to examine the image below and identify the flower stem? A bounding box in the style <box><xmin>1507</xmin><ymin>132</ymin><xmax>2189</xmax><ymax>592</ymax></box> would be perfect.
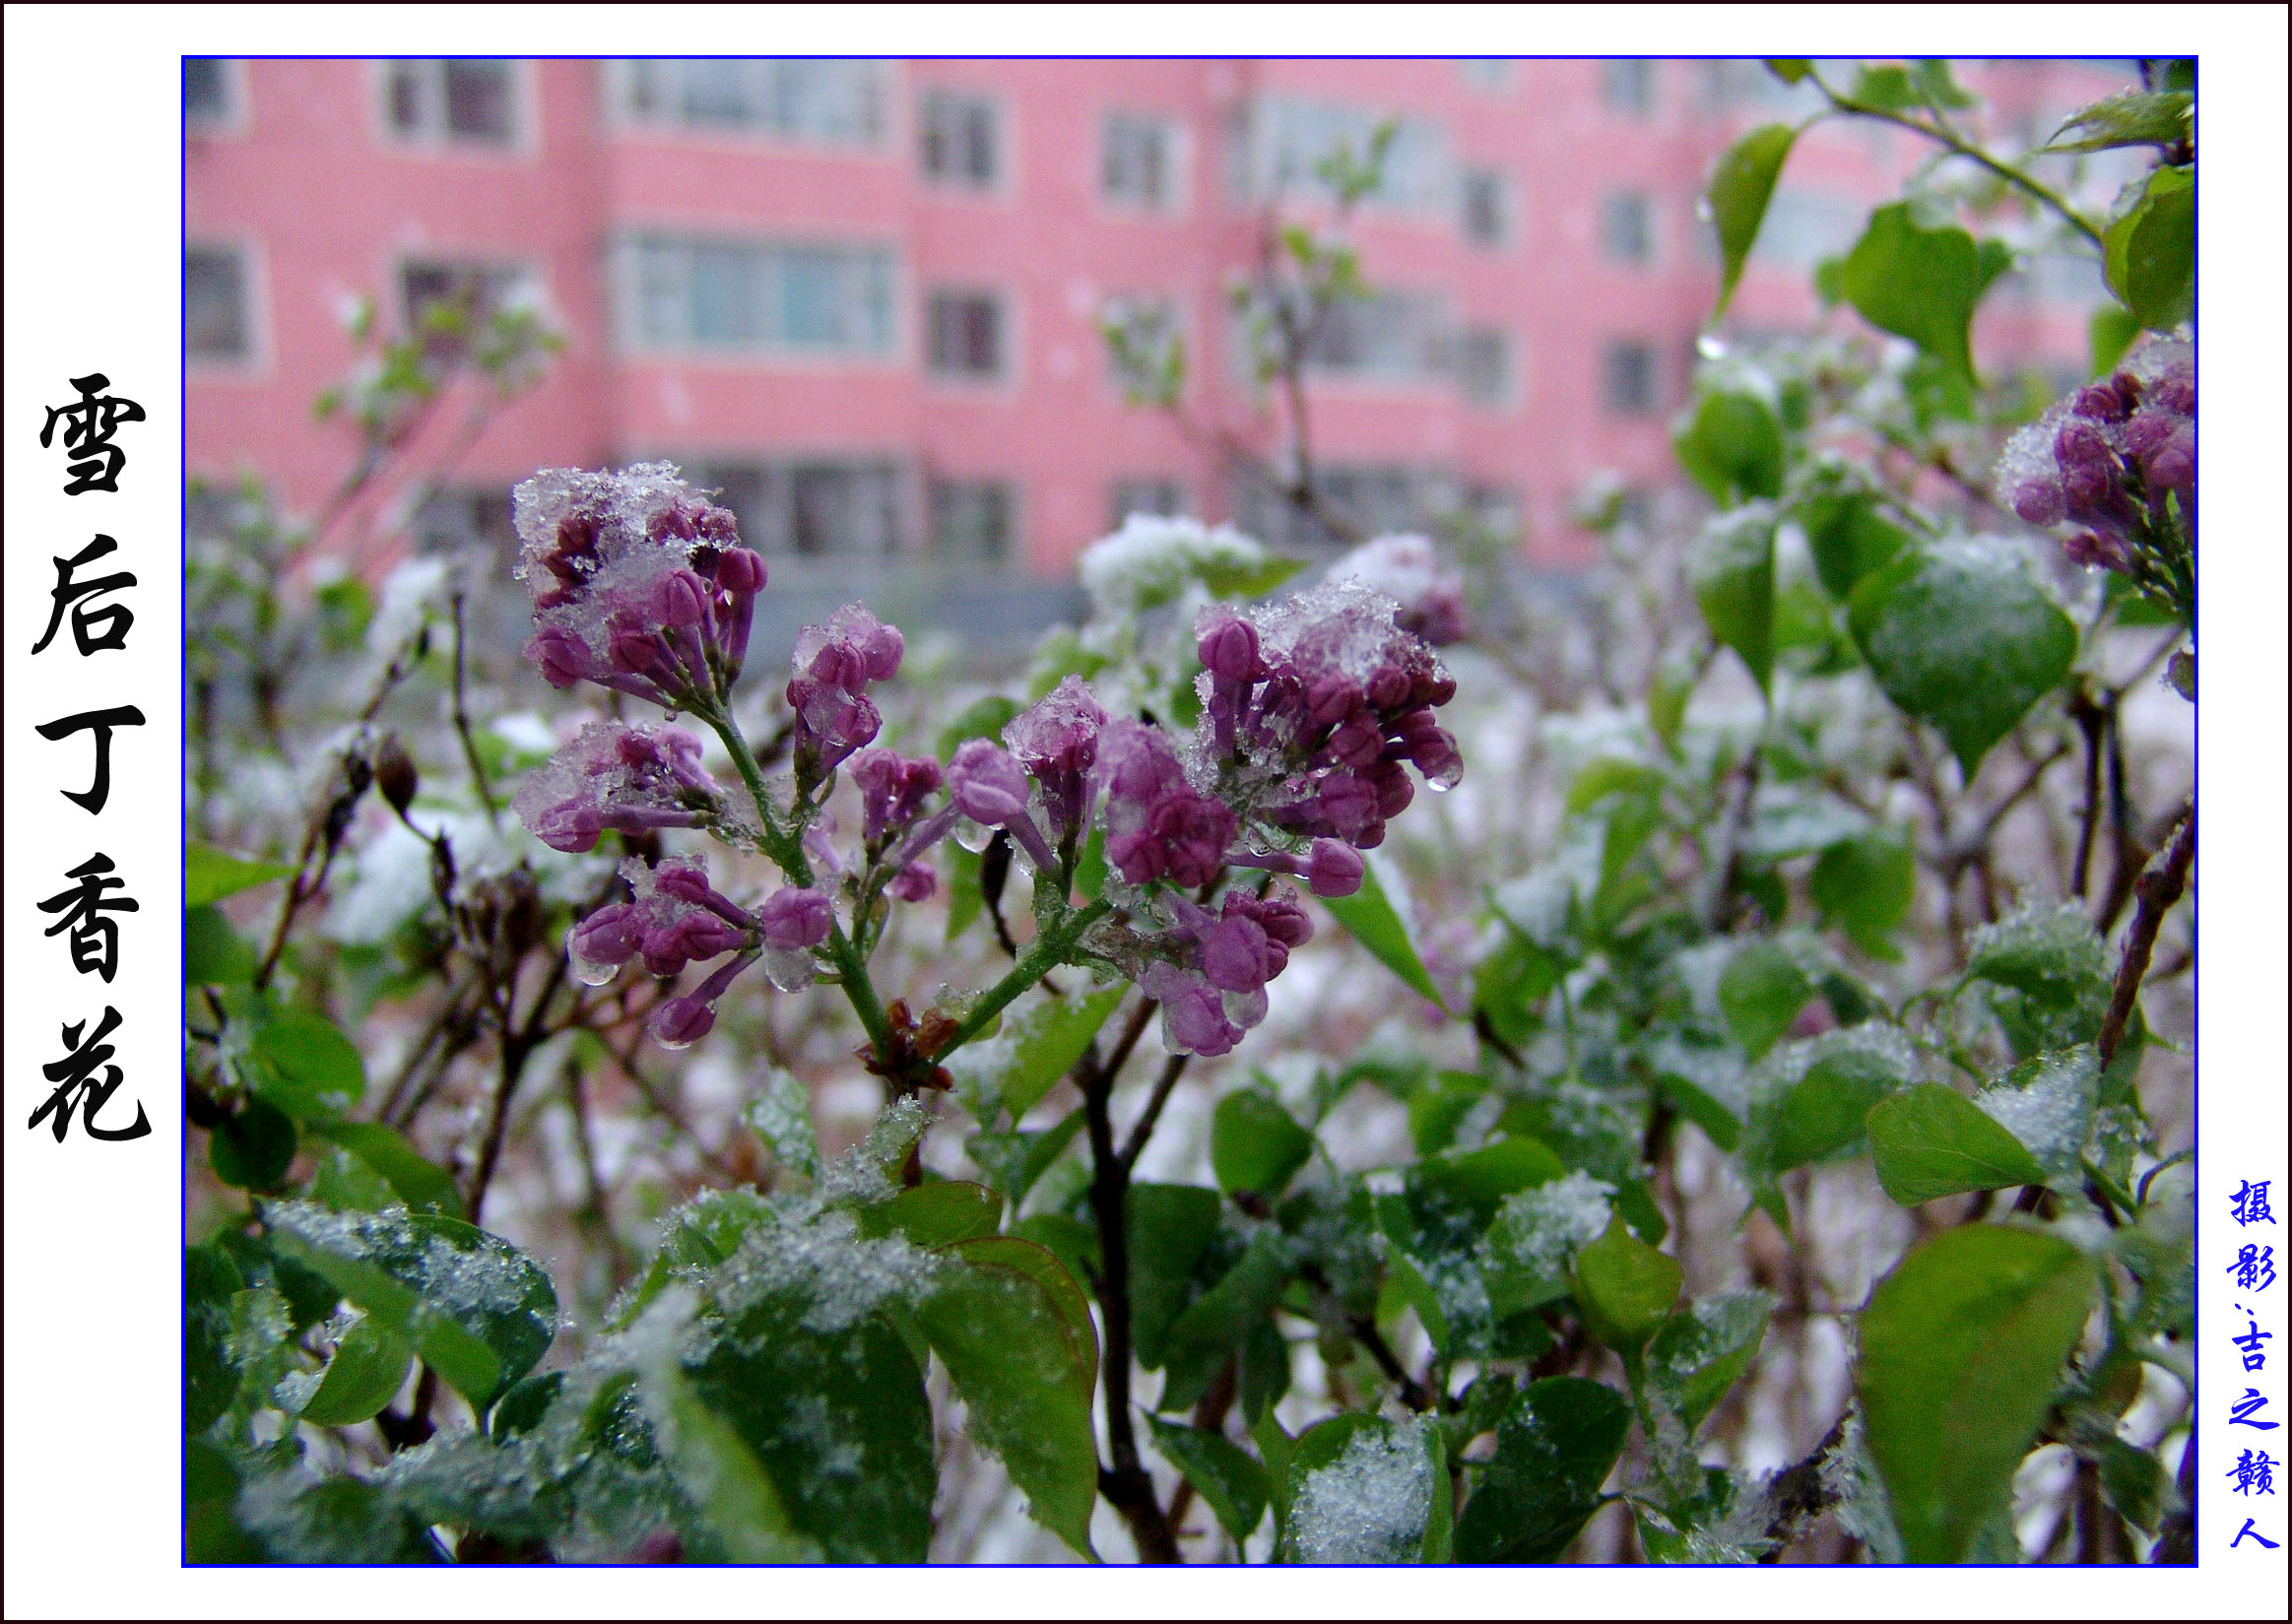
<box><xmin>942</xmin><ymin>898</ymin><xmax>1114</xmax><ymax>1060</ymax></box>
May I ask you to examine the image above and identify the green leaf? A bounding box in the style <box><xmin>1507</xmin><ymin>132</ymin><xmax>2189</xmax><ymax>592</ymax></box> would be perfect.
<box><xmin>1847</xmin><ymin>63</ymin><xmax>1923</xmax><ymax>110</ymax></box>
<box><xmin>1565</xmin><ymin>757</ymin><xmax>1668</xmax><ymax>819</ymax></box>
<box><xmin>1413</xmin><ymin>1136</ymin><xmax>1566</xmax><ymax>1221</ymax></box>
<box><xmin>687</xmin><ymin>1285</ymin><xmax>934</xmax><ymax>1562</ymax></box>
<box><xmin>185</xmin><ymin>905</ymin><xmax>257</xmax><ymax>985</ymax></box>
<box><xmin>642</xmin><ymin>1355</ymin><xmax>820</xmax><ymax>1562</ymax></box>
<box><xmin>1848</xmin><ymin>540</ymin><xmax>2077</xmax><ymax>774</ymax></box>
<box><xmin>1320</xmin><ymin>848</ymin><xmax>1446</xmax><ymax>1009</ymax></box>
<box><xmin>210</xmin><ymin>1097</ymin><xmax>297</xmax><ymax>1191</ymax></box>
<box><xmin>1572</xmin><ymin>1219</ymin><xmax>1682</xmax><ymax>1353</ymax></box>
<box><xmin>1454</xmin><ymin>1378</ymin><xmax>1631</xmax><ymax>1563</ymax></box>
<box><xmin>965</xmin><ymin>1106</ymin><xmax>1083</xmax><ymax>1209</ymax></box>
<box><xmin>1160</xmin><ymin>1227</ymin><xmax>1293</xmax><ymax>1412</ymax></box>
<box><xmin>1810</xmin><ymin>829</ymin><xmax>1917</xmax><ymax>957</ymax></box>
<box><xmin>1642</xmin><ymin>1292</ymin><xmax>1774</xmax><ymax>1433</ymax></box>
<box><xmin>942</xmin><ymin>839</ymin><xmax>984</xmax><ymax>943</ymax></box>
<box><xmin>1675</xmin><ymin>391</ymin><xmax>1786</xmax><ymax>506</ymax></box>
<box><xmin>185</xmin><ymin>1244</ymin><xmax>248</xmax><ymax>1433</ymax></box>
<box><xmin>2089</xmin><ymin>302</ymin><xmax>2142</xmax><ymax>377</ymax></box>
<box><xmin>1763</xmin><ymin>59</ymin><xmax>1811</xmax><ymax>86</ymax></box>
<box><xmin>305</xmin><ymin>1121</ymin><xmax>465</xmax><ymax>1219</ymax></box>
<box><xmin>1763</xmin><ymin>1043</ymin><xmax>1911</xmax><ymax>1172</ymax></box>
<box><xmin>298</xmin><ymin>1315</ymin><xmax>415</xmax><ymax>1426</ymax></box>
<box><xmin>1798</xmin><ymin>490</ymin><xmax>1908</xmax><ymax>602</ymax></box>
<box><xmin>857</xmin><ymin>1180</ymin><xmax>1002</xmax><ymax>1249</ymax></box>
<box><xmin>1408</xmin><ymin>1071</ymin><xmax>1488</xmax><ymax>1156</ymax></box>
<box><xmin>1688</xmin><ymin>507</ymin><xmax>1776</xmax><ymax>691</ymax></box>
<box><xmin>244</xmin><ymin>1009</ymin><xmax>367</xmax><ymax>1120</ymax></box>
<box><xmin>1858</xmin><ymin>1224</ymin><xmax>2096</xmax><ymax>1562</ymax></box>
<box><xmin>1211</xmin><ymin>1087</ymin><xmax>1315</xmax><ymax>1198</ymax></box>
<box><xmin>915</xmin><ymin>1236</ymin><xmax>1100</xmax><ymax>1556</ymax></box>
<box><xmin>1198</xmin><ymin>552</ymin><xmax>1308</xmax><ymax>601</ymax></box>
<box><xmin>2044</xmin><ymin>90</ymin><xmax>2193</xmax><ymax>154</ymax></box>
<box><xmin>1867</xmin><ymin>1083</ymin><xmax>2049</xmax><ymax>1204</ymax></box>
<box><xmin>1837</xmin><ymin>203</ymin><xmax>1989</xmax><ymax>386</ymax></box>
<box><xmin>2103</xmin><ymin>165</ymin><xmax>2194</xmax><ymax>331</ymax></box>
<box><xmin>1146</xmin><ymin>1415</ymin><xmax>1270</xmax><ymax>1545</ymax></box>
<box><xmin>1707</xmin><ymin>124</ymin><xmax>1798</xmax><ymax>320</ymax></box>
<box><xmin>186</xmin><ymin>843</ymin><xmax>294</xmax><ymax>907</ymax></box>
<box><xmin>741</xmin><ymin>1067</ymin><xmax>821</xmax><ymax>1182</ymax></box>
<box><xmin>1127</xmin><ymin>1183</ymin><xmax>1223</xmax><ymax>1369</ymax></box>
<box><xmin>957</xmin><ymin>982</ymin><xmax>1127</xmax><ymax>1126</ymax></box>
<box><xmin>609</xmin><ymin>1188</ymin><xmax>778</xmax><ymax>1332</ymax></box>
<box><xmin>935</xmin><ymin>695</ymin><xmax>1024</xmax><ymax>763</ymax></box>
<box><xmin>1966</xmin><ymin>903</ymin><xmax>2109</xmax><ymax>1007</ymax></box>
<box><xmin>264</xmin><ymin>1202</ymin><xmax>558</xmax><ymax>1407</ymax></box>
<box><xmin>1719</xmin><ymin>941</ymin><xmax>1811</xmax><ymax>1061</ymax></box>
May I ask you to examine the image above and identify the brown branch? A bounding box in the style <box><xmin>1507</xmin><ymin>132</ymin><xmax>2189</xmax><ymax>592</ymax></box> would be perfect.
<box><xmin>1756</xmin><ymin>1412</ymin><xmax>1851</xmax><ymax>1562</ymax></box>
<box><xmin>2097</xmin><ymin>808</ymin><xmax>2194</xmax><ymax>1071</ymax></box>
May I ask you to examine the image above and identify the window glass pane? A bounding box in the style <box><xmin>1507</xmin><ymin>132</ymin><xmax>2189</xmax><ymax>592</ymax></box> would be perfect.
<box><xmin>931</xmin><ymin>480</ymin><xmax>1011</xmax><ymax>563</ymax></box>
<box><xmin>1603</xmin><ymin>340</ymin><xmax>1657</xmax><ymax>415</ymax></box>
<box><xmin>442</xmin><ymin>60</ymin><xmax>513</xmax><ymax>142</ymax></box>
<box><xmin>185</xmin><ymin>249</ymin><xmax>248</xmax><ymax>359</ymax></box>
<box><xmin>1462</xmin><ymin>169</ymin><xmax>1506</xmax><ymax>245</ymax></box>
<box><xmin>1110</xmin><ymin>479</ymin><xmax>1185</xmax><ymax>528</ymax></box>
<box><xmin>184</xmin><ymin>59</ymin><xmax>230</xmax><ymax>123</ymax></box>
<box><xmin>690</xmin><ymin>243</ymin><xmax>758</xmax><ymax>344</ymax></box>
<box><xmin>1602</xmin><ymin>192</ymin><xmax>1652</xmax><ymax>263</ymax></box>
<box><xmin>385</xmin><ymin>61</ymin><xmax>426</xmax><ymax>135</ymax></box>
<box><xmin>679</xmin><ymin>59</ymin><xmax>753</xmax><ymax>126</ymax></box>
<box><xmin>1601</xmin><ymin>59</ymin><xmax>1654</xmax><ymax>115</ymax></box>
<box><xmin>923</xmin><ymin>91</ymin><xmax>997</xmax><ymax>185</ymax></box>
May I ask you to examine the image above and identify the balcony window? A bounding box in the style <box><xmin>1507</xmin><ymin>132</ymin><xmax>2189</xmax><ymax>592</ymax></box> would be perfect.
<box><xmin>1461</xmin><ymin>167</ymin><xmax>1508</xmax><ymax>246</ymax></box>
<box><xmin>927</xmin><ymin>291</ymin><xmax>1006</xmax><ymax>379</ymax></box>
<box><xmin>1602</xmin><ymin>191</ymin><xmax>1654</xmax><ymax>264</ymax></box>
<box><xmin>1298</xmin><ymin>291</ymin><xmax>1450</xmax><ymax>382</ymax></box>
<box><xmin>920</xmin><ymin>90</ymin><xmax>999</xmax><ymax>188</ymax></box>
<box><xmin>1102</xmin><ymin>112</ymin><xmax>1177</xmax><ymax>207</ymax></box>
<box><xmin>929</xmin><ymin>479</ymin><xmax>1014</xmax><ymax>565</ymax></box>
<box><xmin>384</xmin><ymin>59</ymin><xmax>517</xmax><ymax>147</ymax></box>
<box><xmin>685</xmin><ymin>459</ymin><xmax>906</xmax><ymax>558</ymax></box>
<box><xmin>1602</xmin><ymin>339</ymin><xmax>1660</xmax><ymax>416</ymax></box>
<box><xmin>621</xmin><ymin>59</ymin><xmax>884</xmax><ymax>144</ymax></box>
<box><xmin>1231</xmin><ymin>97</ymin><xmax>1450</xmax><ymax>213</ymax></box>
<box><xmin>629</xmin><ymin>236</ymin><xmax>895</xmax><ymax>355</ymax></box>
<box><xmin>185</xmin><ymin>247</ymin><xmax>252</xmax><ymax>363</ymax></box>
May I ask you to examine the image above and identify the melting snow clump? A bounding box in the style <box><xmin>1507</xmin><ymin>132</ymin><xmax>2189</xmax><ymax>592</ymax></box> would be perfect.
<box><xmin>1287</xmin><ymin>1421</ymin><xmax>1434</xmax><ymax>1564</ymax></box>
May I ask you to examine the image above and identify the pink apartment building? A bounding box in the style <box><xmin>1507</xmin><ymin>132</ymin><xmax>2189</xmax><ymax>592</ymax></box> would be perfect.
<box><xmin>183</xmin><ymin>56</ymin><xmax>2127</xmax><ymax>619</ymax></box>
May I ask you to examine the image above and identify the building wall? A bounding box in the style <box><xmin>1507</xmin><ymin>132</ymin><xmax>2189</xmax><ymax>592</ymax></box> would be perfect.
<box><xmin>184</xmin><ymin>56</ymin><xmax>2130</xmax><ymax>584</ymax></box>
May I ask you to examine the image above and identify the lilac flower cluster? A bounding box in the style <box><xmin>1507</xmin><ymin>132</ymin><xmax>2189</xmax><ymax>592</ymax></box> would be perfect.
<box><xmin>1196</xmin><ymin>578</ymin><xmax>1461</xmax><ymax>853</ymax></box>
<box><xmin>849</xmin><ymin>747</ymin><xmax>943</xmax><ymax>902</ymax></box>
<box><xmin>787</xmin><ymin>605</ymin><xmax>905</xmax><ymax>788</ymax></box>
<box><xmin>567</xmin><ymin>856</ymin><xmax>832</xmax><ymax>1047</ymax></box>
<box><xmin>513</xmin><ymin>464</ymin><xmax>767</xmax><ymax>710</ymax></box>
<box><xmin>1138</xmin><ymin>889</ymin><xmax>1315</xmax><ymax>1057</ymax></box>
<box><xmin>513</xmin><ymin>721</ymin><xmax>723</xmax><ymax>854</ymax></box>
<box><xmin>1997</xmin><ymin>337</ymin><xmax>2195</xmax><ymax>580</ymax></box>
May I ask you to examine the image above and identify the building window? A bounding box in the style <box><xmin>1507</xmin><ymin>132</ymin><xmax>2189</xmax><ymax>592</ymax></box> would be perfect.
<box><xmin>1601</xmin><ymin>59</ymin><xmax>1656</xmax><ymax>117</ymax></box>
<box><xmin>384</xmin><ymin>59</ymin><xmax>516</xmax><ymax>147</ymax></box>
<box><xmin>400</xmin><ymin>259</ymin><xmax>535</xmax><ymax>356</ymax></box>
<box><xmin>1461</xmin><ymin>167</ymin><xmax>1508</xmax><ymax>247</ymax></box>
<box><xmin>1457</xmin><ymin>59</ymin><xmax>1513</xmax><ymax>94</ymax></box>
<box><xmin>1602</xmin><ymin>191</ymin><xmax>1654</xmax><ymax>264</ymax></box>
<box><xmin>1234</xmin><ymin>463</ymin><xmax>1448</xmax><ymax>552</ymax></box>
<box><xmin>184</xmin><ymin>58</ymin><xmax>235</xmax><ymax>129</ymax></box>
<box><xmin>1110</xmin><ymin>479</ymin><xmax>1187</xmax><ymax>529</ymax></box>
<box><xmin>930</xmin><ymin>479</ymin><xmax>1014</xmax><ymax>565</ymax></box>
<box><xmin>685</xmin><ymin>459</ymin><xmax>905</xmax><ymax>558</ymax></box>
<box><xmin>1602</xmin><ymin>339</ymin><xmax>1660</xmax><ymax>416</ymax></box>
<box><xmin>185</xmin><ymin>247</ymin><xmax>252</xmax><ymax>363</ymax></box>
<box><xmin>927</xmin><ymin>290</ymin><xmax>1006</xmax><ymax>379</ymax></box>
<box><xmin>1456</xmin><ymin>326</ymin><xmax>1510</xmax><ymax>406</ymax></box>
<box><xmin>413</xmin><ymin>487</ymin><xmax>516</xmax><ymax>557</ymax></box>
<box><xmin>920</xmin><ymin>90</ymin><xmax>999</xmax><ymax>188</ymax></box>
<box><xmin>628</xmin><ymin>236</ymin><xmax>896</xmax><ymax>355</ymax></box>
<box><xmin>620</xmin><ymin>59</ymin><xmax>885</xmax><ymax>144</ymax></box>
<box><xmin>1231</xmin><ymin>97</ymin><xmax>1450</xmax><ymax>213</ymax></box>
<box><xmin>1102</xmin><ymin>112</ymin><xmax>1177</xmax><ymax>207</ymax></box>
<box><xmin>1298</xmin><ymin>291</ymin><xmax>1451</xmax><ymax>382</ymax></box>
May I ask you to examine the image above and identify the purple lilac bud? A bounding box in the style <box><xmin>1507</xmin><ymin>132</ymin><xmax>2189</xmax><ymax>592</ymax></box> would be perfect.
<box><xmin>1139</xmin><ymin>961</ymin><xmax>1244</xmax><ymax>1058</ymax></box>
<box><xmin>1329</xmin><ymin>534</ymin><xmax>1472</xmax><ymax>647</ymax></box>
<box><xmin>1094</xmin><ymin>719</ymin><xmax>1238</xmax><ymax>889</ymax></box>
<box><xmin>568</xmin><ymin>903</ymin><xmax>644</xmax><ymax>985</ymax></box>
<box><xmin>622</xmin><ymin>856</ymin><xmax>758</xmax><ymax>980</ymax></box>
<box><xmin>1995</xmin><ymin>336</ymin><xmax>2194</xmax><ymax>576</ymax></box>
<box><xmin>514</xmin><ymin>721</ymin><xmax>722</xmax><ymax>854</ymax></box>
<box><xmin>755</xmin><ymin>886</ymin><xmax>833</xmax><ymax>952</ymax></box>
<box><xmin>787</xmin><ymin>605</ymin><xmax>903</xmax><ymax>782</ymax></box>
<box><xmin>650</xmin><ymin>952</ymin><xmax>756</xmax><ymax>1051</ymax></box>
<box><xmin>849</xmin><ymin>747</ymin><xmax>944</xmax><ymax>848</ymax></box>
<box><xmin>885</xmin><ymin>860</ymin><xmax>938</xmax><ymax>904</ymax></box>
<box><xmin>948</xmin><ymin>739</ymin><xmax>1061</xmax><ymax>876</ymax></box>
<box><xmin>1305</xmin><ymin>838</ymin><xmax>1364</xmax><ymax>898</ymax></box>
<box><xmin>511</xmin><ymin>464</ymin><xmax>765</xmax><ymax>707</ymax></box>
<box><xmin>1002</xmin><ymin>677</ymin><xmax>1108</xmax><ymax>841</ymax></box>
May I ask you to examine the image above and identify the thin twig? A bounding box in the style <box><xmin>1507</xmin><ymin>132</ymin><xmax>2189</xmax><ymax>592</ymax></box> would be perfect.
<box><xmin>2097</xmin><ymin>808</ymin><xmax>2194</xmax><ymax>1071</ymax></box>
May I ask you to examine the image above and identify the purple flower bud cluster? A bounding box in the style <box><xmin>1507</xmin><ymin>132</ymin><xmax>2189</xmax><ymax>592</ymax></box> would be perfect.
<box><xmin>787</xmin><ymin>605</ymin><xmax>904</xmax><ymax>786</ymax></box>
<box><xmin>513</xmin><ymin>721</ymin><xmax>722</xmax><ymax>854</ymax></box>
<box><xmin>567</xmin><ymin>857</ymin><xmax>830</xmax><ymax>1047</ymax></box>
<box><xmin>1330</xmin><ymin>534</ymin><xmax>1472</xmax><ymax>647</ymax></box>
<box><xmin>1137</xmin><ymin>887</ymin><xmax>1315</xmax><ymax>1057</ymax></box>
<box><xmin>1195</xmin><ymin>578</ymin><xmax>1461</xmax><ymax>854</ymax></box>
<box><xmin>849</xmin><ymin>747</ymin><xmax>944</xmax><ymax>901</ymax></box>
<box><xmin>1997</xmin><ymin>337</ymin><xmax>2194</xmax><ymax>575</ymax></box>
<box><xmin>1093</xmin><ymin>719</ymin><xmax>1238</xmax><ymax>890</ymax></box>
<box><xmin>513</xmin><ymin>464</ymin><xmax>767</xmax><ymax>709</ymax></box>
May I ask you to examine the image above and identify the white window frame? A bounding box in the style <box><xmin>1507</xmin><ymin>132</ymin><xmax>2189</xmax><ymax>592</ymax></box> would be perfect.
<box><xmin>615</xmin><ymin>232</ymin><xmax>903</xmax><ymax>362</ymax></box>
<box><xmin>374</xmin><ymin>58</ymin><xmax>534</xmax><ymax>156</ymax></box>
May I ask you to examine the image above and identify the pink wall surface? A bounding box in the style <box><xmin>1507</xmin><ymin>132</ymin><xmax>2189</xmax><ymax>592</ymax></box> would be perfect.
<box><xmin>185</xmin><ymin>56</ymin><xmax>2130</xmax><ymax>583</ymax></box>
